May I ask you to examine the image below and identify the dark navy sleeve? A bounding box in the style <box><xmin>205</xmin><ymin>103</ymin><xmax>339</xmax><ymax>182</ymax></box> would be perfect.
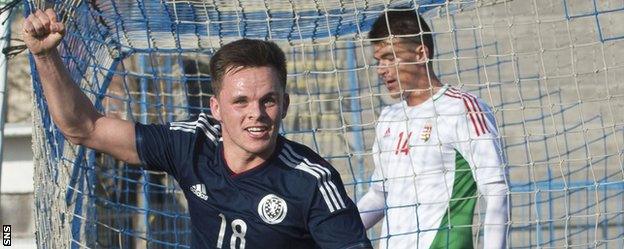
<box><xmin>135</xmin><ymin>123</ymin><xmax>194</xmax><ymax>178</ymax></box>
<box><xmin>134</xmin><ymin>113</ymin><xmax>220</xmax><ymax>179</ymax></box>
<box><xmin>307</xmin><ymin>165</ymin><xmax>373</xmax><ymax>249</ymax></box>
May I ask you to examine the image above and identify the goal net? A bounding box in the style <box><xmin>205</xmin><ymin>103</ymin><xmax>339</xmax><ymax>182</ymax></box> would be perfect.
<box><xmin>29</xmin><ymin>0</ymin><xmax>624</xmax><ymax>248</ymax></box>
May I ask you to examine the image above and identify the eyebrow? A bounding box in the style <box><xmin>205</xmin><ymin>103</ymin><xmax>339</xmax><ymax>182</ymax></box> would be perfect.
<box><xmin>260</xmin><ymin>92</ymin><xmax>280</xmax><ymax>99</ymax></box>
<box><xmin>374</xmin><ymin>51</ymin><xmax>395</xmax><ymax>60</ymax></box>
<box><xmin>230</xmin><ymin>95</ymin><xmax>248</xmax><ymax>102</ymax></box>
<box><xmin>231</xmin><ymin>91</ymin><xmax>280</xmax><ymax>100</ymax></box>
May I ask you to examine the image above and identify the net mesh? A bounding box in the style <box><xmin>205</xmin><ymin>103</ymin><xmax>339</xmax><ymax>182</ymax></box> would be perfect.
<box><xmin>29</xmin><ymin>0</ymin><xmax>624</xmax><ymax>248</ymax></box>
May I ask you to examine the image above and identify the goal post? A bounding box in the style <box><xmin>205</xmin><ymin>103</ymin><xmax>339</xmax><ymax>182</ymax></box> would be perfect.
<box><xmin>29</xmin><ymin>0</ymin><xmax>624</xmax><ymax>248</ymax></box>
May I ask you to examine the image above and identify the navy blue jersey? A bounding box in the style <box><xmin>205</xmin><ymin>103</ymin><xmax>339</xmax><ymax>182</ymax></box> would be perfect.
<box><xmin>135</xmin><ymin>113</ymin><xmax>372</xmax><ymax>249</ymax></box>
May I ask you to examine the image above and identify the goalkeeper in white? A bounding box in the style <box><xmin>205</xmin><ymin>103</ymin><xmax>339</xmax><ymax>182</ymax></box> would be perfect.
<box><xmin>357</xmin><ymin>8</ymin><xmax>509</xmax><ymax>249</ymax></box>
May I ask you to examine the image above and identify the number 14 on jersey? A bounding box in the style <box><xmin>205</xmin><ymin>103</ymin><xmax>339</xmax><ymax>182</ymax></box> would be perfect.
<box><xmin>395</xmin><ymin>131</ymin><xmax>412</xmax><ymax>155</ymax></box>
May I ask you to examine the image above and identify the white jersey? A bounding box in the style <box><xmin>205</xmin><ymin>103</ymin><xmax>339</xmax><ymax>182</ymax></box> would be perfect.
<box><xmin>371</xmin><ymin>85</ymin><xmax>506</xmax><ymax>249</ymax></box>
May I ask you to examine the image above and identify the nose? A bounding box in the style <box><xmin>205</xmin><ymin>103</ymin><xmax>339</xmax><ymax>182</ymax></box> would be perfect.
<box><xmin>247</xmin><ymin>101</ymin><xmax>267</xmax><ymax>120</ymax></box>
<box><xmin>376</xmin><ymin>63</ymin><xmax>388</xmax><ymax>78</ymax></box>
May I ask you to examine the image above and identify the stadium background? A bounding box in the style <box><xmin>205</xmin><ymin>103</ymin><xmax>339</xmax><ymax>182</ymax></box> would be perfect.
<box><xmin>0</xmin><ymin>0</ymin><xmax>622</xmax><ymax>248</ymax></box>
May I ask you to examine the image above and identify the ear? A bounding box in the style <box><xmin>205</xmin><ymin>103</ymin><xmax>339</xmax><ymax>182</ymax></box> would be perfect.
<box><xmin>210</xmin><ymin>96</ymin><xmax>222</xmax><ymax>121</ymax></box>
<box><xmin>281</xmin><ymin>93</ymin><xmax>290</xmax><ymax>119</ymax></box>
<box><xmin>415</xmin><ymin>44</ymin><xmax>430</xmax><ymax>63</ymax></box>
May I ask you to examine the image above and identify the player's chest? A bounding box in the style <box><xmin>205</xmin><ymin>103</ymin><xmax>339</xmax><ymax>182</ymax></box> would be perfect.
<box><xmin>181</xmin><ymin>169</ymin><xmax>312</xmax><ymax>247</ymax></box>
<box><xmin>376</xmin><ymin>117</ymin><xmax>446</xmax><ymax>155</ymax></box>
<box><xmin>186</xmin><ymin>176</ymin><xmax>307</xmax><ymax>221</ymax></box>
<box><xmin>187</xmin><ymin>202</ymin><xmax>311</xmax><ymax>248</ymax></box>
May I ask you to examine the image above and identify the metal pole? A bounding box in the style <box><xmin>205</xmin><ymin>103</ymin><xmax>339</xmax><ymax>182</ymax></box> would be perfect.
<box><xmin>0</xmin><ymin>5</ymin><xmax>13</xmax><ymax>196</ymax></box>
<box><xmin>139</xmin><ymin>54</ymin><xmax>151</xmax><ymax>246</ymax></box>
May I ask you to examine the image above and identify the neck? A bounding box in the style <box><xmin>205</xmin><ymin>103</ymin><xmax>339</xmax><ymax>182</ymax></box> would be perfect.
<box><xmin>405</xmin><ymin>72</ymin><xmax>443</xmax><ymax>106</ymax></box>
<box><xmin>221</xmin><ymin>139</ymin><xmax>276</xmax><ymax>174</ymax></box>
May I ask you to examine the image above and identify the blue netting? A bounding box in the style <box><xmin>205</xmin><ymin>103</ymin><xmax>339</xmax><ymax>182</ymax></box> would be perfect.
<box><xmin>29</xmin><ymin>0</ymin><xmax>624</xmax><ymax>248</ymax></box>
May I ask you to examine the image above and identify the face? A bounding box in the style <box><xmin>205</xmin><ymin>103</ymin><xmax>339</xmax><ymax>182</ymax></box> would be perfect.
<box><xmin>210</xmin><ymin>66</ymin><xmax>289</xmax><ymax>158</ymax></box>
<box><xmin>373</xmin><ymin>39</ymin><xmax>429</xmax><ymax>98</ymax></box>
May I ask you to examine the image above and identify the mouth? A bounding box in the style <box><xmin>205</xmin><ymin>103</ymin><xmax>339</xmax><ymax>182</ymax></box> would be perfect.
<box><xmin>245</xmin><ymin>126</ymin><xmax>270</xmax><ymax>138</ymax></box>
<box><xmin>385</xmin><ymin>80</ymin><xmax>398</xmax><ymax>89</ymax></box>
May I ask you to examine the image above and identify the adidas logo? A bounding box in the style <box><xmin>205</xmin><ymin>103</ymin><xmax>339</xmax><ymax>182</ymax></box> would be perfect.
<box><xmin>384</xmin><ymin>127</ymin><xmax>391</xmax><ymax>137</ymax></box>
<box><xmin>190</xmin><ymin>184</ymin><xmax>208</xmax><ymax>200</ymax></box>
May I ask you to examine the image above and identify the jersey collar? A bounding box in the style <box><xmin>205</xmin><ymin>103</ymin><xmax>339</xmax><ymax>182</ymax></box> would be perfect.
<box><xmin>401</xmin><ymin>84</ymin><xmax>450</xmax><ymax>108</ymax></box>
<box><xmin>432</xmin><ymin>84</ymin><xmax>450</xmax><ymax>101</ymax></box>
<box><xmin>219</xmin><ymin>136</ymin><xmax>285</xmax><ymax>179</ymax></box>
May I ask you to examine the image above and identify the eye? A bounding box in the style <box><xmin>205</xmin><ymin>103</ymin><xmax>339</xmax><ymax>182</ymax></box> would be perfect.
<box><xmin>232</xmin><ymin>98</ymin><xmax>247</xmax><ymax>105</ymax></box>
<box><xmin>264</xmin><ymin>97</ymin><xmax>277</xmax><ymax>106</ymax></box>
<box><xmin>374</xmin><ymin>56</ymin><xmax>395</xmax><ymax>67</ymax></box>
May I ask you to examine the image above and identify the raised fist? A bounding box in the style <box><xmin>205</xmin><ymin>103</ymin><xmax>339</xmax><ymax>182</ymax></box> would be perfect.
<box><xmin>22</xmin><ymin>9</ymin><xmax>65</xmax><ymax>57</ymax></box>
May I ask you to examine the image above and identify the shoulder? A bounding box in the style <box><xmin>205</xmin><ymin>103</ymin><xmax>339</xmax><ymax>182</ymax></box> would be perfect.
<box><xmin>168</xmin><ymin>113</ymin><xmax>221</xmax><ymax>144</ymax></box>
<box><xmin>275</xmin><ymin>138</ymin><xmax>340</xmax><ymax>183</ymax></box>
<box><xmin>439</xmin><ymin>86</ymin><xmax>492</xmax><ymax>114</ymax></box>
<box><xmin>275</xmin><ymin>138</ymin><xmax>350</xmax><ymax>212</ymax></box>
<box><xmin>439</xmin><ymin>86</ymin><xmax>499</xmax><ymax>136</ymax></box>
<box><xmin>278</xmin><ymin>138</ymin><xmax>336</xmax><ymax>171</ymax></box>
<box><xmin>378</xmin><ymin>102</ymin><xmax>405</xmax><ymax>120</ymax></box>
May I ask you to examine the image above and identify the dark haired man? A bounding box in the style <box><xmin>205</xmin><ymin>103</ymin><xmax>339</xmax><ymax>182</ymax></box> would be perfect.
<box><xmin>356</xmin><ymin>8</ymin><xmax>509</xmax><ymax>249</ymax></box>
<box><xmin>23</xmin><ymin>9</ymin><xmax>372</xmax><ymax>249</ymax></box>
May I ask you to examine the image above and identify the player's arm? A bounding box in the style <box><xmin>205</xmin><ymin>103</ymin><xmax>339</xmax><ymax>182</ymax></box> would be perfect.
<box><xmin>23</xmin><ymin>9</ymin><xmax>140</xmax><ymax>164</ymax></box>
<box><xmin>357</xmin><ymin>187</ymin><xmax>385</xmax><ymax>229</ymax></box>
<box><xmin>356</xmin><ymin>140</ymin><xmax>385</xmax><ymax>230</ymax></box>
<box><xmin>479</xmin><ymin>179</ymin><xmax>508</xmax><ymax>249</ymax></box>
<box><xmin>455</xmin><ymin>100</ymin><xmax>509</xmax><ymax>249</ymax></box>
<box><xmin>307</xmin><ymin>163</ymin><xmax>373</xmax><ymax>249</ymax></box>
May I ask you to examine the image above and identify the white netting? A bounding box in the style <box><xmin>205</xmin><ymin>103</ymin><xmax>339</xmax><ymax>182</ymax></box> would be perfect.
<box><xmin>29</xmin><ymin>0</ymin><xmax>624</xmax><ymax>248</ymax></box>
